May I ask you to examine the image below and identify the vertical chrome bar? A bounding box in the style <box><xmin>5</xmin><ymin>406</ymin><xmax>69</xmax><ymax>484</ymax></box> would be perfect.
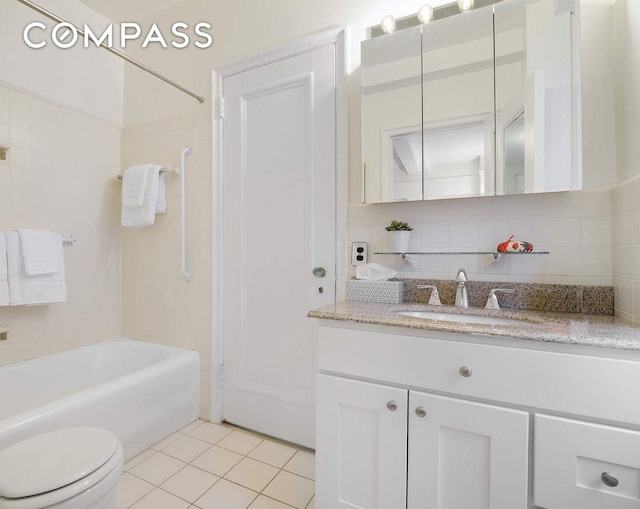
<box><xmin>181</xmin><ymin>146</ymin><xmax>193</xmax><ymax>282</ymax></box>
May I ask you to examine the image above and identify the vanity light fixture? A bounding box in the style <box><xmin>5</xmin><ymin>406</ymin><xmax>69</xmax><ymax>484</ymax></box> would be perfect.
<box><xmin>380</xmin><ymin>15</ymin><xmax>396</xmax><ymax>33</ymax></box>
<box><xmin>417</xmin><ymin>5</ymin><xmax>434</xmax><ymax>23</ymax></box>
<box><xmin>457</xmin><ymin>0</ymin><xmax>475</xmax><ymax>11</ymax></box>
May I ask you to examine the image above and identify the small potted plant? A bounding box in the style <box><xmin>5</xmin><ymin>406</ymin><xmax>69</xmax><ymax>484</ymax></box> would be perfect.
<box><xmin>386</xmin><ymin>220</ymin><xmax>413</xmax><ymax>253</ymax></box>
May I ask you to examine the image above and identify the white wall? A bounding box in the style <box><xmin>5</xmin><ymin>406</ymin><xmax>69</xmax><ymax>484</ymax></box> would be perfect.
<box><xmin>611</xmin><ymin>0</ymin><xmax>640</xmax><ymax>323</ymax></box>
<box><xmin>0</xmin><ymin>0</ymin><xmax>123</xmax><ymax>125</ymax></box>
<box><xmin>0</xmin><ymin>84</ymin><xmax>122</xmax><ymax>365</ymax></box>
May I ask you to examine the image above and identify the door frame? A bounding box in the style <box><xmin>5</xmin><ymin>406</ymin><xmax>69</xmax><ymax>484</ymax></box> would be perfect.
<box><xmin>210</xmin><ymin>27</ymin><xmax>348</xmax><ymax>423</ymax></box>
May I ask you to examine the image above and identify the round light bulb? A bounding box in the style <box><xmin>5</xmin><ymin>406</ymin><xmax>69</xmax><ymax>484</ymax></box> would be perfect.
<box><xmin>457</xmin><ymin>0</ymin><xmax>475</xmax><ymax>11</ymax></box>
<box><xmin>380</xmin><ymin>15</ymin><xmax>396</xmax><ymax>34</ymax></box>
<box><xmin>417</xmin><ymin>5</ymin><xmax>434</xmax><ymax>23</ymax></box>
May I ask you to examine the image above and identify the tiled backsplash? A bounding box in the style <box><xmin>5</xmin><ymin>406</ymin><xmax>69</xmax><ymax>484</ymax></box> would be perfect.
<box><xmin>349</xmin><ymin>188</ymin><xmax>613</xmax><ymax>286</ymax></box>
<box><xmin>0</xmin><ymin>84</ymin><xmax>122</xmax><ymax>364</ymax></box>
<box><xmin>403</xmin><ymin>279</ymin><xmax>614</xmax><ymax>315</ymax></box>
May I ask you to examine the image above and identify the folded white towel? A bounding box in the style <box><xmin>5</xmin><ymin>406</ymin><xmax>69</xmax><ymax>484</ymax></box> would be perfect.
<box><xmin>16</xmin><ymin>229</ymin><xmax>58</xmax><ymax>276</ymax></box>
<box><xmin>121</xmin><ymin>165</ymin><xmax>161</xmax><ymax>227</ymax></box>
<box><xmin>156</xmin><ymin>171</ymin><xmax>166</xmax><ymax>214</ymax></box>
<box><xmin>6</xmin><ymin>232</ymin><xmax>66</xmax><ymax>306</ymax></box>
<box><xmin>122</xmin><ymin>164</ymin><xmax>154</xmax><ymax>208</ymax></box>
<box><xmin>0</xmin><ymin>233</ymin><xmax>9</xmax><ymax>307</ymax></box>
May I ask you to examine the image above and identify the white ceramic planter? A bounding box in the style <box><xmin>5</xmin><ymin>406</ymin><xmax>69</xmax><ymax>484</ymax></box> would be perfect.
<box><xmin>388</xmin><ymin>230</ymin><xmax>411</xmax><ymax>253</ymax></box>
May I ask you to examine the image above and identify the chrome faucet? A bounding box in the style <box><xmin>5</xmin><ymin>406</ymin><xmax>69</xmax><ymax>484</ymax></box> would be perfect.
<box><xmin>416</xmin><ymin>285</ymin><xmax>441</xmax><ymax>306</ymax></box>
<box><xmin>454</xmin><ymin>268</ymin><xmax>469</xmax><ymax>308</ymax></box>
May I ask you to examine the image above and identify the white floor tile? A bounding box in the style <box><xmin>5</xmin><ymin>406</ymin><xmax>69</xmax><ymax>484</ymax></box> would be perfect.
<box><xmin>248</xmin><ymin>440</ymin><xmax>296</xmax><ymax>468</ymax></box>
<box><xmin>283</xmin><ymin>451</ymin><xmax>315</xmax><ymax>480</ymax></box>
<box><xmin>115</xmin><ymin>473</ymin><xmax>154</xmax><ymax>509</ymax></box>
<box><xmin>130</xmin><ymin>488</ymin><xmax>190</xmax><ymax>509</ymax></box>
<box><xmin>249</xmin><ymin>495</ymin><xmax>295</xmax><ymax>509</ymax></box>
<box><xmin>263</xmin><ymin>471</ymin><xmax>314</xmax><ymax>509</ymax></box>
<box><xmin>161</xmin><ymin>465</ymin><xmax>220</xmax><ymax>503</ymax></box>
<box><xmin>188</xmin><ymin>422</ymin><xmax>233</xmax><ymax>444</ymax></box>
<box><xmin>129</xmin><ymin>452</ymin><xmax>186</xmax><ymax>486</ymax></box>
<box><xmin>163</xmin><ymin>435</ymin><xmax>212</xmax><ymax>463</ymax></box>
<box><xmin>216</xmin><ymin>431</ymin><xmax>263</xmax><ymax>455</ymax></box>
<box><xmin>190</xmin><ymin>445</ymin><xmax>244</xmax><ymax>476</ymax></box>
<box><xmin>124</xmin><ymin>449</ymin><xmax>156</xmax><ymax>471</ymax></box>
<box><xmin>152</xmin><ymin>432</ymin><xmax>184</xmax><ymax>451</ymax></box>
<box><xmin>180</xmin><ymin>420</ymin><xmax>206</xmax><ymax>434</ymax></box>
<box><xmin>224</xmin><ymin>457</ymin><xmax>279</xmax><ymax>492</ymax></box>
<box><xmin>306</xmin><ymin>496</ymin><xmax>315</xmax><ymax>509</ymax></box>
<box><xmin>195</xmin><ymin>479</ymin><xmax>258</xmax><ymax>509</ymax></box>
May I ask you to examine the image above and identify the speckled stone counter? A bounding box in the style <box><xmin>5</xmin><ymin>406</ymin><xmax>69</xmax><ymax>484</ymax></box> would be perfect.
<box><xmin>308</xmin><ymin>301</ymin><xmax>640</xmax><ymax>351</ymax></box>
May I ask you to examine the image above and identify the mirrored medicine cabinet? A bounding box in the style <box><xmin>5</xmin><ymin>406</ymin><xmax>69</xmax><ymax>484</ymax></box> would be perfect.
<box><xmin>361</xmin><ymin>0</ymin><xmax>582</xmax><ymax>204</ymax></box>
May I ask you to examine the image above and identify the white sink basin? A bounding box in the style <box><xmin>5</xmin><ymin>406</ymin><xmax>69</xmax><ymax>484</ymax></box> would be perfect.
<box><xmin>397</xmin><ymin>311</ymin><xmax>525</xmax><ymax>326</ymax></box>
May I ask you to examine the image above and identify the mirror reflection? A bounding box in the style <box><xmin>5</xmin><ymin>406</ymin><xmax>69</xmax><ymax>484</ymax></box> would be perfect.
<box><xmin>495</xmin><ymin>0</ymin><xmax>580</xmax><ymax>194</ymax></box>
<box><xmin>360</xmin><ymin>0</ymin><xmax>582</xmax><ymax>204</ymax></box>
<box><xmin>361</xmin><ymin>25</ymin><xmax>422</xmax><ymax>202</ymax></box>
<box><xmin>422</xmin><ymin>8</ymin><xmax>495</xmax><ymax>200</ymax></box>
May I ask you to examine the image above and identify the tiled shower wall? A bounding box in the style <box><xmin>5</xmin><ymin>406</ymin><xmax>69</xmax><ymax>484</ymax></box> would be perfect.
<box><xmin>121</xmin><ymin>111</ymin><xmax>212</xmax><ymax>419</ymax></box>
<box><xmin>0</xmin><ymin>84</ymin><xmax>122</xmax><ymax>364</ymax></box>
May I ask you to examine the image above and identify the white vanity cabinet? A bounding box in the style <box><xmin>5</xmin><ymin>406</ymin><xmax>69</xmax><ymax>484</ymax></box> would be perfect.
<box><xmin>316</xmin><ymin>321</ymin><xmax>640</xmax><ymax>509</ymax></box>
<box><xmin>316</xmin><ymin>375</ymin><xmax>529</xmax><ymax>509</ymax></box>
<box><xmin>408</xmin><ymin>391</ymin><xmax>529</xmax><ymax>509</ymax></box>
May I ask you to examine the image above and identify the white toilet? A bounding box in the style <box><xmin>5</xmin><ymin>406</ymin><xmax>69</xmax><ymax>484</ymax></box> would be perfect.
<box><xmin>0</xmin><ymin>427</ymin><xmax>124</xmax><ymax>509</ymax></box>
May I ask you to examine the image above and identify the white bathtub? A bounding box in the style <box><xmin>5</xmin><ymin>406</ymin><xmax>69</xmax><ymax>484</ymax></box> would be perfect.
<box><xmin>0</xmin><ymin>338</ymin><xmax>200</xmax><ymax>460</ymax></box>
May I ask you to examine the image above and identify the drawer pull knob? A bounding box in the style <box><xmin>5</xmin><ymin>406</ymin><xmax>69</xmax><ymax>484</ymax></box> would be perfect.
<box><xmin>601</xmin><ymin>472</ymin><xmax>619</xmax><ymax>487</ymax></box>
<box><xmin>387</xmin><ymin>401</ymin><xmax>398</xmax><ymax>412</ymax></box>
<box><xmin>459</xmin><ymin>366</ymin><xmax>473</xmax><ymax>377</ymax></box>
<box><xmin>415</xmin><ymin>407</ymin><xmax>427</xmax><ymax>418</ymax></box>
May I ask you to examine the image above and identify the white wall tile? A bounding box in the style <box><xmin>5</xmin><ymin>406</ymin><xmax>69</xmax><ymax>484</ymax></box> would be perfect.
<box><xmin>0</xmin><ymin>85</ymin><xmax>122</xmax><ymax>366</ymax></box>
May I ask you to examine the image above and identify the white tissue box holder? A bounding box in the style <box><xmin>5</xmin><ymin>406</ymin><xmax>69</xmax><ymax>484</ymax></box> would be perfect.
<box><xmin>346</xmin><ymin>280</ymin><xmax>404</xmax><ymax>304</ymax></box>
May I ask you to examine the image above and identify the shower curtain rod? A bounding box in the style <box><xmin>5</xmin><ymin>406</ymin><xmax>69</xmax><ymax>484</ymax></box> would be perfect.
<box><xmin>16</xmin><ymin>0</ymin><xmax>205</xmax><ymax>103</ymax></box>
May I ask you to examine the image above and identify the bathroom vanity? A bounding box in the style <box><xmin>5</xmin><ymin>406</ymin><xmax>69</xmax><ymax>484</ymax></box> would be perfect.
<box><xmin>309</xmin><ymin>302</ymin><xmax>640</xmax><ymax>509</ymax></box>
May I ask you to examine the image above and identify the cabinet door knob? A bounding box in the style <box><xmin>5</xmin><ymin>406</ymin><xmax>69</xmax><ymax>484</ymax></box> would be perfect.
<box><xmin>415</xmin><ymin>407</ymin><xmax>427</xmax><ymax>418</ymax></box>
<box><xmin>386</xmin><ymin>401</ymin><xmax>398</xmax><ymax>412</ymax></box>
<box><xmin>312</xmin><ymin>267</ymin><xmax>327</xmax><ymax>278</ymax></box>
<box><xmin>601</xmin><ymin>472</ymin><xmax>619</xmax><ymax>487</ymax></box>
<box><xmin>459</xmin><ymin>366</ymin><xmax>473</xmax><ymax>377</ymax></box>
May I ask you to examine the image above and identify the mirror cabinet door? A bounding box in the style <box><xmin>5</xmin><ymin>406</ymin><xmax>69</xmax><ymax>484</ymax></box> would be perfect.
<box><xmin>494</xmin><ymin>0</ymin><xmax>580</xmax><ymax>195</ymax></box>
<box><xmin>360</xmin><ymin>0</ymin><xmax>581</xmax><ymax>204</ymax></box>
<box><xmin>422</xmin><ymin>7</ymin><xmax>495</xmax><ymax>201</ymax></box>
<box><xmin>361</xmin><ymin>25</ymin><xmax>423</xmax><ymax>203</ymax></box>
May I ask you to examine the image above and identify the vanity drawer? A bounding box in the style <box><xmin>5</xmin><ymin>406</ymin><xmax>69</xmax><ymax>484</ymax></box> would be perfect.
<box><xmin>534</xmin><ymin>414</ymin><xmax>640</xmax><ymax>509</ymax></box>
<box><xmin>317</xmin><ymin>324</ymin><xmax>640</xmax><ymax>425</ymax></box>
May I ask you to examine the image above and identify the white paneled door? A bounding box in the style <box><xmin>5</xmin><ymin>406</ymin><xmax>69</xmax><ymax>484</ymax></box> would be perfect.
<box><xmin>220</xmin><ymin>43</ymin><xmax>336</xmax><ymax>448</ymax></box>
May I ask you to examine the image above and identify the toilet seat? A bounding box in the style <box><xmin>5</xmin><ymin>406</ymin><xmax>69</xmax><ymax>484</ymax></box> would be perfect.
<box><xmin>0</xmin><ymin>427</ymin><xmax>123</xmax><ymax>509</ymax></box>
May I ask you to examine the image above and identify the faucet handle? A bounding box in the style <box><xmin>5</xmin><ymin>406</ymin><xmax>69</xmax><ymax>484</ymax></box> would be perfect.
<box><xmin>455</xmin><ymin>268</ymin><xmax>468</xmax><ymax>282</ymax></box>
<box><xmin>416</xmin><ymin>285</ymin><xmax>442</xmax><ymax>306</ymax></box>
<box><xmin>485</xmin><ymin>288</ymin><xmax>515</xmax><ymax>310</ymax></box>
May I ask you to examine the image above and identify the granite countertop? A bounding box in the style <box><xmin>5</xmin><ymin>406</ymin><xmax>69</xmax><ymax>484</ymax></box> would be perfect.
<box><xmin>308</xmin><ymin>301</ymin><xmax>640</xmax><ymax>351</ymax></box>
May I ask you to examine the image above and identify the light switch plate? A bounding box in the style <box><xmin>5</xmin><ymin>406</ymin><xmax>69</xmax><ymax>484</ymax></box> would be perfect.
<box><xmin>351</xmin><ymin>242</ymin><xmax>368</xmax><ymax>266</ymax></box>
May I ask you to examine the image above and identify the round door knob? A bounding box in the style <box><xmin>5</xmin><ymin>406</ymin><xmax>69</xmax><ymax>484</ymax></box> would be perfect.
<box><xmin>459</xmin><ymin>366</ymin><xmax>472</xmax><ymax>377</ymax></box>
<box><xmin>601</xmin><ymin>472</ymin><xmax>619</xmax><ymax>487</ymax></box>
<box><xmin>386</xmin><ymin>401</ymin><xmax>398</xmax><ymax>412</ymax></box>
<box><xmin>415</xmin><ymin>407</ymin><xmax>427</xmax><ymax>418</ymax></box>
<box><xmin>312</xmin><ymin>267</ymin><xmax>327</xmax><ymax>278</ymax></box>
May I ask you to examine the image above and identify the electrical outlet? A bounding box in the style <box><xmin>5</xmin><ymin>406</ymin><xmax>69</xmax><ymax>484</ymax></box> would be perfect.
<box><xmin>351</xmin><ymin>242</ymin><xmax>368</xmax><ymax>266</ymax></box>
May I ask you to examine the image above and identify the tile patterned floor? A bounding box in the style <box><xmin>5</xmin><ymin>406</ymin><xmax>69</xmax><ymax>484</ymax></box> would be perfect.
<box><xmin>117</xmin><ymin>420</ymin><xmax>315</xmax><ymax>509</ymax></box>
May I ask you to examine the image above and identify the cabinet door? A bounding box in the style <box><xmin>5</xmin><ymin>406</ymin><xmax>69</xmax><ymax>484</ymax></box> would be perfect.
<box><xmin>316</xmin><ymin>374</ymin><xmax>408</xmax><ymax>509</ymax></box>
<box><xmin>535</xmin><ymin>414</ymin><xmax>640</xmax><ymax>509</ymax></box>
<box><xmin>407</xmin><ymin>391</ymin><xmax>529</xmax><ymax>509</ymax></box>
